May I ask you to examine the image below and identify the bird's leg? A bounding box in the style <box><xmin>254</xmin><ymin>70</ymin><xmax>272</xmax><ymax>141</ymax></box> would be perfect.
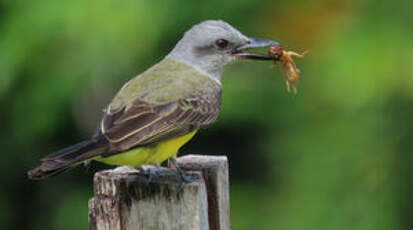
<box><xmin>168</xmin><ymin>158</ymin><xmax>176</xmax><ymax>169</ymax></box>
<box><xmin>168</xmin><ymin>158</ymin><xmax>199</xmax><ymax>188</ymax></box>
<box><xmin>83</xmin><ymin>160</ymin><xmax>92</xmax><ymax>174</ymax></box>
<box><xmin>139</xmin><ymin>165</ymin><xmax>162</xmax><ymax>185</ymax></box>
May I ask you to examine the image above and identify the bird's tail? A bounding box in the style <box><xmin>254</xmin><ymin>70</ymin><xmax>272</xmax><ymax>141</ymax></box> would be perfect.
<box><xmin>28</xmin><ymin>140</ymin><xmax>106</xmax><ymax>180</ymax></box>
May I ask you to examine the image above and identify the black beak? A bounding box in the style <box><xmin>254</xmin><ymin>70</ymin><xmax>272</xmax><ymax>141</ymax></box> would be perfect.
<box><xmin>231</xmin><ymin>38</ymin><xmax>281</xmax><ymax>60</ymax></box>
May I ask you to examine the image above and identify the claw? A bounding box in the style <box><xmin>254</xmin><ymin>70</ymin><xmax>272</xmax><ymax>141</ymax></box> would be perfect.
<box><xmin>139</xmin><ymin>166</ymin><xmax>162</xmax><ymax>185</ymax></box>
<box><xmin>168</xmin><ymin>158</ymin><xmax>199</xmax><ymax>193</ymax></box>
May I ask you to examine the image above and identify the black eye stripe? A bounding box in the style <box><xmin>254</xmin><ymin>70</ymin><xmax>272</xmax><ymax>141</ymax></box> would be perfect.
<box><xmin>215</xmin><ymin>39</ymin><xmax>229</xmax><ymax>49</ymax></box>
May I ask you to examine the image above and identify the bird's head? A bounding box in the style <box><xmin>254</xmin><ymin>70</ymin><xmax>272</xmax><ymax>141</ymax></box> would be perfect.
<box><xmin>167</xmin><ymin>20</ymin><xmax>280</xmax><ymax>82</ymax></box>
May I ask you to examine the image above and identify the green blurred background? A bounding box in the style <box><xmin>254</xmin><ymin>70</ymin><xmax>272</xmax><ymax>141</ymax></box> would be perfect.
<box><xmin>1</xmin><ymin>0</ymin><xmax>412</xmax><ymax>229</ymax></box>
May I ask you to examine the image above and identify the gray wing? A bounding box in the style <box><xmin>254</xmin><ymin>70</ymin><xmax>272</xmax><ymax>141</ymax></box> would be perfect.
<box><xmin>97</xmin><ymin>89</ymin><xmax>221</xmax><ymax>155</ymax></box>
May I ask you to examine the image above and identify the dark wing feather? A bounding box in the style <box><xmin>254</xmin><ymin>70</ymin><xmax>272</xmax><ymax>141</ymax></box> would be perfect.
<box><xmin>99</xmin><ymin>89</ymin><xmax>221</xmax><ymax>155</ymax></box>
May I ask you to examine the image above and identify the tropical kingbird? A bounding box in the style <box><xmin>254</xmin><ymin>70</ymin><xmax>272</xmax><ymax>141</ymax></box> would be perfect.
<box><xmin>28</xmin><ymin>20</ymin><xmax>280</xmax><ymax>180</ymax></box>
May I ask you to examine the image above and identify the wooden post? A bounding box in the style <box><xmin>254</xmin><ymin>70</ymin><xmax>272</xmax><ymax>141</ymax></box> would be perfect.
<box><xmin>88</xmin><ymin>155</ymin><xmax>230</xmax><ymax>230</ymax></box>
<box><xmin>177</xmin><ymin>155</ymin><xmax>230</xmax><ymax>230</ymax></box>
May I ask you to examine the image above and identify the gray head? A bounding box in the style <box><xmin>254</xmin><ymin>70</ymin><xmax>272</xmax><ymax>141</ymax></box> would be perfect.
<box><xmin>167</xmin><ymin>20</ymin><xmax>280</xmax><ymax>82</ymax></box>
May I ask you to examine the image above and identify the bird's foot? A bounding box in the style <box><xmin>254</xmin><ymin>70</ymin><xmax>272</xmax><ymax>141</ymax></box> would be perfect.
<box><xmin>139</xmin><ymin>165</ymin><xmax>162</xmax><ymax>185</ymax></box>
<box><xmin>168</xmin><ymin>158</ymin><xmax>199</xmax><ymax>193</ymax></box>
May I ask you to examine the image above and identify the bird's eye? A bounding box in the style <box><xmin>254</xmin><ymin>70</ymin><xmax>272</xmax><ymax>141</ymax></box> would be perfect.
<box><xmin>215</xmin><ymin>39</ymin><xmax>229</xmax><ymax>49</ymax></box>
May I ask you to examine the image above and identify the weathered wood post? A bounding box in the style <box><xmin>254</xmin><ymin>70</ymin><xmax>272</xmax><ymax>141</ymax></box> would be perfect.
<box><xmin>88</xmin><ymin>155</ymin><xmax>230</xmax><ymax>230</ymax></box>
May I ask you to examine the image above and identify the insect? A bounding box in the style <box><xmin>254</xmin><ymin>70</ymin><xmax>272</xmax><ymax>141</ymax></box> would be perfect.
<box><xmin>268</xmin><ymin>45</ymin><xmax>307</xmax><ymax>94</ymax></box>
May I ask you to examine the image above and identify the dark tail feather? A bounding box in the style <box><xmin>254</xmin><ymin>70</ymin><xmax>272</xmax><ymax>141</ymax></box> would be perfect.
<box><xmin>28</xmin><ymin>140</ymin><xmax>106</xmax><ymax>180</ymax></box>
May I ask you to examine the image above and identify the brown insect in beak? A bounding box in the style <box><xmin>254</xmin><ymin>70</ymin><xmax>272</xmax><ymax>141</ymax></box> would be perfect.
<box><xmin>268</xmin><ymin>45</ymin><xmax>307</xmax><ymax>94</ymax></box>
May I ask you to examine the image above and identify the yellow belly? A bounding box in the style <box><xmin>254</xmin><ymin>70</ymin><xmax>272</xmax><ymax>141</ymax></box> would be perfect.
<box><xmin>94</xmin><ymin>131</ymin><xmax>197</xmax><ymax>167</ymax></box>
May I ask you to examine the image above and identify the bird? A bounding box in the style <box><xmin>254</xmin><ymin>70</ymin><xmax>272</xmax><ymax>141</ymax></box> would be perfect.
<box><xmin>28</xmin><ymin>20</ymin><xmax>280</xmax><ymax>180</ymax></box>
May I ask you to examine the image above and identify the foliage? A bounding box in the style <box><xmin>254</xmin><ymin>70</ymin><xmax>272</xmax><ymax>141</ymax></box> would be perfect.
<box><xmin>1</xmin><ymin>0</ymin><xmax>412</xmax><ymax>229</ymax></box>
